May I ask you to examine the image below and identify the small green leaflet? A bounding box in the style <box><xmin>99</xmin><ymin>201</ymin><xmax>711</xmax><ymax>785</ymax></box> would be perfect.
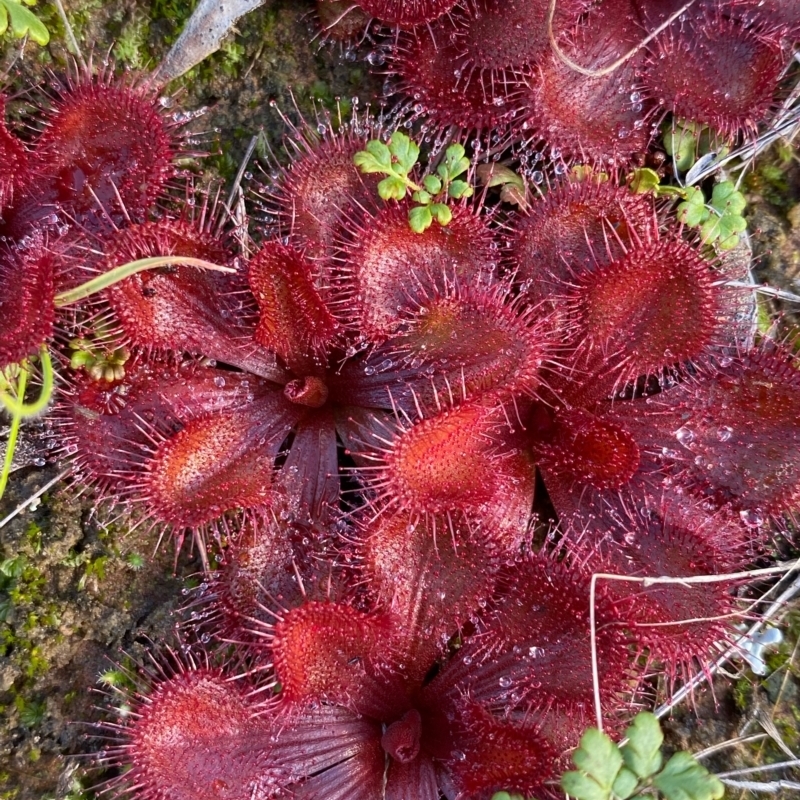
<box><xmin>621</xmin><ymin>712</ymin><xmax>663</xmax><ymax>779</ymax></box>
<box><xmin>555</xmin><ymin>713</ymin><xmax>724</xmax><ymax>800</ymax></box>
<box><xmin>353</xmin><ymin>133</ymin><xmax>472</xmax><ymax>233</ymax></box>
<box><xmin>562</xmin><ymin>728</ymin><xmax>623</xmax><ymax>800</ymax></box>
<box><xmin>0</xmin><ymin>0</ymin><xmax>49</xmax><ymax>45</ymax></box>
<box><xmin>653</xmin><ymin>753</ymin><xmax>724</xmax><ymax>800</ymax></box>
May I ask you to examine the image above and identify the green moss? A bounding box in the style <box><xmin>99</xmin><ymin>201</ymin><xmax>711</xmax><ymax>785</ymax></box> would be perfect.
<box><xmin>732</xmin><ymin>675</ymin><xmax>753</xmax><ymax>712</ymax></box>
<box><xmin>744</xmin><ymin>141</ymin><xmax>796</xmax><ymax>208</ymax></box>
<box><xmin>149</xmin><ymin>0</ymin><xmax>198</xmax><ymax>46</ymax></box>
<box><xmin>113</xmin><ymin>9</ymin><xmax>151</xmax><ymax>68</ymax></box>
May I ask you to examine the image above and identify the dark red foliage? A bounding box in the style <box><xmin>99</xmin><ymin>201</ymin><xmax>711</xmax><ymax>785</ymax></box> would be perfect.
<box><xmin>659</xmin><ymin>346</ymin><xmax>800</xmax><ymax>517</ymax></box>
<box><xmin>7</xmin><ymin>75</ymin><xmax>174</xmax><ymax>236</ymax></box>
<box><xmin>336</xmin><ymin>201</ymin><xmax>497</xmax><ymax>341</ymax></box>
<box><xmin>388</xmin><ymin>17</ymin><xmax>517</xmax><ymax>137</ymax></box>
<box><xmin>563</xmin><ymin>236</ymin><xmax>721</xmax><ymax>383</ymax></box>
<box><xmin>142</xmin><ymin>398</ymin><xmax>296</xmax><ymax>529</ymax></box>
<box><xmin>337</xmin><ymin>0</ymin><xmax>460</xmax><ymax>26</ymax></box>
<box><xmin>568</xmin><ymin>499</ymin><xmax>750</xmax><ymax>677</ymax></box>
<box><xmin>0</xmin><ymin>236</ymin><xmax>55</xmax><ymax>369</ymax></box>
<box><xmin>644</xmin><ymin>9</ymin><xmax>787</xmax><ymax>140</ymax></box>
<box><xmin>100</xmin><ymin>219</ymin><xmax>278</xmax><ymax>377</ymax></box>
<box><xmin>507</xmin><ymin>178</ymin><xmax>656</xmax><ymax>307</ymax></box>
<box><xmin>0</xmin><ymin>96</ymin><xmax>28</xmax><ymax>214</ymax></box>
<box><xmin>530</xmin><ymin>407</ymin><xmax>642</xmax><ymax>490</ymax></box>
<box><xmin>248</xmin><ymin>241</ymin><xmax>341</xmax><ymax>371</ymax></box>
<box><xmin>527</xmin><ymin>0</ymin><xmax>654</xmax><ymax>164</ymax></box>
<box><xmin>261</xmin><ymin>122</ymin><xmax>378</xmax><ymax>263</ymax></box>
<box><xmin>5</xmin><ymin>22</ymin><xmax>793</xmax><ymax>798</ymax></box>
<box><xmin>104</xmin><ymin>666</ymin><xmax>275</xmax><ymax>800</ymax></box>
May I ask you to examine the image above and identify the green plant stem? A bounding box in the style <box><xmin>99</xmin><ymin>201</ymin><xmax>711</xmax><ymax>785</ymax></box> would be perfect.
<box><xmin>0</xmin><ymin>347</ymin><xmax>53</xmax><ymax>417</ymax></box>
<box><xmin>0</xmin><ymin>362</ymin><xmax>27</xmax><ymax>499</ymax></box>
<box><xmin>54</xmin><ymin>256</ymin><xmax>236</xmax><ymax>307</ymax></box>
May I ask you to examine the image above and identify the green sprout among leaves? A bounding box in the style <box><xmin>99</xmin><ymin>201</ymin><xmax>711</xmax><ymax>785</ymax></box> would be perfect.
<box><xmin>353</xmin><ymin>131</ymin><xmax>473</xmax><ymax>233</ymax></box>
<box><xmin>0</xmin><ymin>255</ymin><xmax>235</xmax><ymax>501</ymax></box>
<box><xmin>491</xmin><ymin>713</ymin><xmax>724</xmax><ymax>800</ymax></box>
<box><xmin>0</xmin><ymin>0</ymin><xmax>49</xmax><ymax>45</ymax></box>
<box><xmin>631</xmin><ymin>168</ymin><xmax>747</xmax><ymax>251</ymax></box>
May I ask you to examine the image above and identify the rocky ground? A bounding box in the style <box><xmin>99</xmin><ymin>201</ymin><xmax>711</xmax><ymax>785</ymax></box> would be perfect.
<box><xmin>0</xmin><ymin>1</ymin><xmax>799</xmax><ymax>798</ymax></box>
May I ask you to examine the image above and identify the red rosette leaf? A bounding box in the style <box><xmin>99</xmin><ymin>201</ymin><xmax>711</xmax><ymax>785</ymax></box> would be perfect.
<box><xmin>268</xmin><ymin>705</ymin><xmax>385</xmax><ymax>800</ymax></box>
<box><xmin>367</xmin><ymin>276</ymin><xmax>552</xmax><ymax>406</ymax></box>
<box><xmin>0</xmin><ymin>96</ymin><xmax>28</xmax><ymax>214</ymax></box>
<box><xmin>528</xmin><ymin>0</ymin><xmax>653</xmax><ymax>164</ymax></box>
<box><xmin>120</xmin><ymin>668</ymin><xmax>273</xmax><ymax>800</ymax></box>
<box><xmin>566</xmin><ymin>236</ymin><xmax>719</xmax><ymax>383</ymax></box>
<box><xmin>443</xmin><ymin>702</ymin><xmax>561</xmax><ymax>800</ymax></box>
<box><xmin>25</xmin><ymin>77</ymin><xmax>174</xmax><ymax>232</ymax></box>
<box><xmin>644</xmin><ymin>10</ymin><xmax>788</xmax><ymax>140</ymax></box>
<box><xmin>143</xmin><ymin>391</ymin><xmax>303</xmax><ymax>528</ymax></box>
<box><xmin>659</xmin><ymin>346</ymin><xmax>800</xmax><ymax>517</ymax></box>
<box><xmin>437</xmin><ymin>555</ymin><xmax>634</xmax><ymax>748</ymax></box>
<box><xmin>264</xmin><ymin>126</ymin><xmax>377</xmax><ymax>263</ymax></box>
<box><xmin>531</xmin><ymin>407</ymin><xmax>641</xmax><ymax>491</ymax></box>
<box><xmin>346</xmin><ymin>0</ymin><xmax>459</xmax><ymax>26</ymax></box>
<box><xmin>0</xmin><ymin>238</ymin><xmax>55</xmax><ymax>368</ymax></box>
<box><xmin>568</xmin><ymin>500</ymin><xmax>749</xmax><ymax>677</ymax></box>
<box><xmin>507</xmin><ymin>179</ymin><xmax>655</xmax><ymax>306</ymax></box>
<box><xmin>388</xmin><ymin>20</ymin><xmax>514</xmax><ymax>138</ymax></box>
<box><xmin>249</xmin><ymin>241</ymin><xmax>340</xmax><ymax>373</ymax></box>
<box><xmin>360</xmin><ymin>510</ymin><xmax>503</xmax><ymax>680</ymax></box>
<box><xmin>367</xmin><ymin>401</ymin><xmax>512</xmax><ymax>518</ymax></box>
<box><xmin>100</xmin><ymin>220</ymin><xmax>279</xmax><ymax>377</ymax></box>
<box><xmin>272</xmin><ymin>601</ymin><xmax>396</xmax><ymax>716</ymax></box>
<box><xmin>338</xmin><ymin>202</ymin><xmax>497</xmax><ymax>341</ymax></box>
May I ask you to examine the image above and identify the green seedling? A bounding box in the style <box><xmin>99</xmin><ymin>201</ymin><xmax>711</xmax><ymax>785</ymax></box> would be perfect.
<box><xmin>491</xmin><ymin>713</ymin><xmax>724</xmax><ymax>800</ymax></box>
<box><xmin>0</xmin><ymin>0</ymin><xmax>48</xmax><ymax>45</ymax></box>
<box><xmin>353</xmin><ymin>132</ymin><xmax>473</xmax><ymax>233</ymax></box>
<box><xmin>562</xmin><ymin>713</ymin><xmax>723</xmax><ymax>800</ymax></box>
<box><xmin>631</xmin><ymin>167</ymin><xmax>747</xmax><ymax>251</ymax></box>
<box><xmin>0</xmin><ymin>255</ymin><xmax>234</xmax><ymax>500</ymax></box>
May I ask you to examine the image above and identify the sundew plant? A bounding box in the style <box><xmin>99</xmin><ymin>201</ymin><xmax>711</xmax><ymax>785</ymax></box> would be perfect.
<box><xmin>0</xmin><ymin>0</ymin><xmax>799</xmax><ymax>798</ymax></box>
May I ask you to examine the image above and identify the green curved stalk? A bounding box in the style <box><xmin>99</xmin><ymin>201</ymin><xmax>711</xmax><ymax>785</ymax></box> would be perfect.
<box><xmin>0</xmin><ymin>360</ymin><xmax>28</xmax><ymax>500</ymax></box>
<box><xmin>0</xmin><ymin>347</ymin><xmax>56</xmax><ymax>499</ymax></box>
<box><xmin>0</xmin><ymin>347</ymin><xmax>54</xmax><ymax>417</ymax></box>
<box><xmin>54</xmin><ymin>255</ymin><xmax>236</xmax><ymax>308</ymax></box>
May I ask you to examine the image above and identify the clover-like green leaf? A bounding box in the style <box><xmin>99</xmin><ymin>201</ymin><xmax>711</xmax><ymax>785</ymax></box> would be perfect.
<box><xmin>408</xmin><ymin>204</ymin><xmax>433</xmax><ymax>233</ymax></box>
<box><xmin>423</xmin><ymin>174</ymin><xmax>443</xmax><ymax>195</ymax></box>
<box><xmin>630</xmin><ymin>167</ymin><xmax>661</xmax><ymax>194</ymax></box>
<box><xmin>566</xmin><ymin>727</ymin><xmax>624</xmax><ymax>800</ymax></box>
<box><xmin>663</xmin><ymin>120</ymin><xmax>701</xmax><ymax>172</ymax></box>
<box><xmin>701</xmin><ymin>212</ymin><xmax>746</xmax><ymax>250</ymax></box>
<box><xmin>353</xmin><ymin>140</ymin><xmax>393</xmax><ymax>174</ymax></box>
<box><xmin>378</xmin><ymin>176</ymin><xmax>408</xmax><ymax>201</ymax></box>
<box><xmin>0</xmin><ymin>0</ymin><xmax>49</xmax><ymax>45</ymax></box>
<box><xmin>621</xmin><ymin>712</ymin><xmax>663</xmax><ymax>779</ymax></box>
<box><xmin>430</xmin><ymin>202</ymin><xmax>452</xmax><ymax>226</ymax></box>
<box><xmin>447</xmin><ymin>179</ymin><xmax>472</xmax><ymax>199</ymax></box>
<box><xmin>562</xmin><ymin>769</ymin><xmax>611</xmax><ymax>800</ymax></box>
<box><xmin>653</xmin><ymin>752</ymin><xmax>724</xmax><ymax>800</ymax></box>
<box><xmin>611</xmin><ymin>766</ymin><xmax>639</xmax><ymax>800</ymax></box>
<box><xmin>676</xmin><ymin>186</ymin><xmax>710</xmax><ymax>227</ymax></box>
<box><xmin>710</xmin><ymin>181</ymin><xmax>746</xmax><ymax>216</ymax></box>
<box><xmin>412</xmin><ymin>189</ymin><xmax>432</xmax><ymax>205</ymax></box>
<box><xmin>443</xmin><ymin>143</ymin><xmax>470</xmax><ymax>180</ymax></box>
<box><xmin>388</xmin><ymin>131</ymin><xmax>419</xmax><ymax>175</ymax></box>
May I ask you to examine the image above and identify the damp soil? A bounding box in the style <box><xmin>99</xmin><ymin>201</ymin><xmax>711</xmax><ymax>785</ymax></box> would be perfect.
<box><xmin>0</xmin><ymin>2</ymin><xmax>799</xmax><ymax>798</ymax></box>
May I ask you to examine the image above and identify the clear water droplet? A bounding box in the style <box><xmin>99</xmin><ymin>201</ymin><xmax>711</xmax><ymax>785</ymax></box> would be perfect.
<box><xmin>675</xmin><ymin>426</ymin><xmax>694</xmax><ymax>446</ymax></box>
<box><xmin>716</xmin><ymin>426</ymin><xmax>733</xmax><ymax>442</ymax></box>
<box><xmin>739</xmin><ymin>508</ymin><xmax>764</xmax><ymax>527</ymax></box>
